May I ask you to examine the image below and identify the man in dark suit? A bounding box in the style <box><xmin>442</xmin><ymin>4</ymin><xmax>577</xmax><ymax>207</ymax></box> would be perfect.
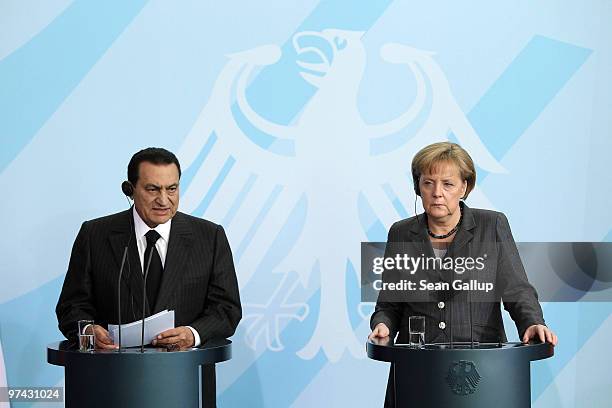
<box><xmin>56</xmin><ymin>147</ymin><xmax>242</xmax><ymax>350</ymax></box>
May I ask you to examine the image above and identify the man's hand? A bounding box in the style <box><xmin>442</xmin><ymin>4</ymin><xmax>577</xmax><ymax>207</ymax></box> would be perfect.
<box><xmin>90</xmin><ymin>325</ymin><xmax>118</xmax><ymax>350</ymax></box>
<box><xmin>522</xmin><ymin>324</ymin><xmax>558</xmax><ymax>346</ymax></box>
<box><xmin>368</xmin><ymin>323</ymin><xmax>390</xmax><ymax>340</ymax></box>
<box><xmin>152</xmin><ymin>326</ymin><xmax>195</xmax><ymax>349</ymax></box>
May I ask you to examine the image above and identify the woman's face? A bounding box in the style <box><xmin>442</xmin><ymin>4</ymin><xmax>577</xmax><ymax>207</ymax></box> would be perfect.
<box><xmin>419</xmin><ymin>161</ymin><xmax>467</xmax><ymax>221</ymax></box>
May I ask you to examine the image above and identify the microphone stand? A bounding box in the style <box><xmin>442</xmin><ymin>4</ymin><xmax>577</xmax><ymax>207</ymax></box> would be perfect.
<box><xmin>117</xmin><ymin>247</ymin><xmax>129</xmax><ymax>353</ymax></box>
<box><xmin>450</xmin><ymin>296</ymin><xmax>454</xmax><ymax>349</ymax></box>
<box><xmin>469</xmin><ymin>284</ymin><xmax>474</xmax><ymax>349</ymax></box>
<box><xmin>117</xmin><ymin>203</ymin><xmax>135</xmax><ymax>353</ymax></box>
<box><xmin>468</xmin><ymin>242</ymin><xmax>474</xmax><ymax>349</ymax></box>
<box><xmin>140</xmin><ymin>248</ymin><xmax>155</xmax><ymax>353</ymax></box>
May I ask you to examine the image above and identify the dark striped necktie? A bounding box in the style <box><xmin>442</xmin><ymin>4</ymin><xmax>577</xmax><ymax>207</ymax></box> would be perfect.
<box><xmin>144</xmin><ymin>230</ymin><xmax>163</xmax><ymax>311</ymax></box>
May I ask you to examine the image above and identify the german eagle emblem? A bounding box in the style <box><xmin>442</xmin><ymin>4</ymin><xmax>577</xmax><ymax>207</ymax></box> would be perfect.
<box><xmin>446</xmin><ymin>360</ymin><xmax>481</xmax><ymax>395</ymax></box>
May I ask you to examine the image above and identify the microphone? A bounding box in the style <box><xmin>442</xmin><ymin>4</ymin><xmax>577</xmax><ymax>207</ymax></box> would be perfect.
<box><xmin>468</xmin><ymin>280</ymin><xmax>474</xmax><ymax>348</ymax></box>
<box><xmin>450</xmin><ymin>292</ymin><xmax>454</xmax><ymax>349</ymax></box>
<box><xmin>117</xmin><ymin>189</ymin><xmax>135</xmax><ymax>352</ymax></box>
<box><xmin>116</xmin><ymin>246</ymin><xmax>129</xmax><ymax>352</ymax></box>
<box><xmin>140</xmin><ymin>246</ymin><xmax>155</xmax><ymax>353</ymax></box>
<box><xmin>468</xmin><ymin>242</ymin><xmax>474</xmax><ymax>348</ymax></box>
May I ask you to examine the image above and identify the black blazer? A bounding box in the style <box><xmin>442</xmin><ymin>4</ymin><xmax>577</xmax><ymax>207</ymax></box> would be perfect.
<box><xmin>370</xmin><ymin>203</ymin><xmax>545</xmax><ymax>345</ymax></box>
<box><xmin>371</xmin><ymin>204</ymin><xmax>545</xmax><ymax>407</ymax></box>
<box><xmin>56</xmin><ymin>209</ymin><xmax>242</xmax><ymax>344</ymax></box>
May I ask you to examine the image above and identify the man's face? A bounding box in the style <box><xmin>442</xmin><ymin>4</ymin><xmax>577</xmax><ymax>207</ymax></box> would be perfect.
<box><xmin>132</xmin><ymin>162</ymin><xmax>180</xmax><ymax>228</ymax></box>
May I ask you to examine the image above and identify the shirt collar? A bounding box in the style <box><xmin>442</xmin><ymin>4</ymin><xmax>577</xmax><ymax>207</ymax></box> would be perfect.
<box><xmin>132</xmin><ymin>206</ymin><xmax>171</xmax><ymax>243</ymax></box>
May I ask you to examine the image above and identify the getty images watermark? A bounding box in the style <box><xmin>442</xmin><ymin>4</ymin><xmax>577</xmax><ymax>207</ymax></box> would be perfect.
<box><xmin>361</xmin><ymin>242</ymin><xmax>499</xmax><ymax>303</ymax></box>
<box><xmin>370</xmin><ymin>252</ymin><xmax>493</xmax><ymax>293</ymax></box>
<box><xmin>361</xmin><ymin>241</ymin><xmax>612</xmax><ymax>303</ymax></box>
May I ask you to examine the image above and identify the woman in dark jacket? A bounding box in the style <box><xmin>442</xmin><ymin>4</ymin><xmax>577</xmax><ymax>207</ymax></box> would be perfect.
<box><xmin>368</xmin><ymin>142</ymin><xmax>557</xmax><ymax>407</ymax></box>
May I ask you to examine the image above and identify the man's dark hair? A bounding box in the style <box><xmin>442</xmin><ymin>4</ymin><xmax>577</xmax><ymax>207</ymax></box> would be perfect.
<box><xmin>127</xmin><ymin>147</ymin><xmax>182</xmax><ymax>185</ymax></box>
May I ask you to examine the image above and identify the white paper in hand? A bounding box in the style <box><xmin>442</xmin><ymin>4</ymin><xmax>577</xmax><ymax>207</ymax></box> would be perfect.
<box><xmin>109</xmin><ymin>310</ymin><xmax>175</xmax><ymax>348</ymax></box>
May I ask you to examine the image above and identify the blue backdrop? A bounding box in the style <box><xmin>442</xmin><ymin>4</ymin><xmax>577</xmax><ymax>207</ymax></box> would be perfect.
<box><xmin>1</xmin><ymin>1</ymin><xmax>611</xmax><ymax>407</ymax></box>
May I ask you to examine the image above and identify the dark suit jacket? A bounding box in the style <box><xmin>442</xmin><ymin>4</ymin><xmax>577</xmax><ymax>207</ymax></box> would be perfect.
<box><xmin>56</xmin><ymin>209</ymin><xmax>242</xmax><ymax>344</ymax></box>
<box><xmin>370</xmin><ymin>203</ymin><xmax>545</xmax><ymax>407</ymax></box>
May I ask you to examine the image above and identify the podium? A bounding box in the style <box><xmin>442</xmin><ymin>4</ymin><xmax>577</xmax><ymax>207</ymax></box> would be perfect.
<box><xmin>367</xmin><ymin>338</ymin><xmax>553</xmax><ymax>408</ymax></box>
<box><xmin>47</xmin><ymin>339</ymin><xmax>231</xmax><ymax>408</ymax></box>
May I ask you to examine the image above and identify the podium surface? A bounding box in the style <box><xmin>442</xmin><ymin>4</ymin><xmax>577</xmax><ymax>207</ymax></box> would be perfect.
<box><xmin>367</xmin><ymin>338</ymin><xmax>553</xmax><ymax>408</ymax></box>
<box><xmin>48</xmin><ymin>339</ymin><xmax>231</xmax><ymax>408</ymax></box>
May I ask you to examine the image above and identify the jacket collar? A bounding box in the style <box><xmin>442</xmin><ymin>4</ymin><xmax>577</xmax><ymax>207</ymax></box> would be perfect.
<box><xmin>406</xmin><ymin>201</ymin><xmax>475</xmax><ymax>256</ymax></box>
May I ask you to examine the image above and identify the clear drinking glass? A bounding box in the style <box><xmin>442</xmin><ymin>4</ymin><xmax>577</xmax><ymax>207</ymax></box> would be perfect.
<box><xmin>409</xmin><ymin>316</ymin><xmax>425</xmax><ymax>348</ymax></box>
<box><xmin>78</xmin><ymin>320</ymin><xmax>95</xmax><ymax>352</ymax></box>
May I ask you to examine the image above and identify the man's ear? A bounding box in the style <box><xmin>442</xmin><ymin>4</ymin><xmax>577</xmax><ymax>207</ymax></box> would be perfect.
<box><xmin>121</xmin><ymin>181</ymin><xmax>134</xmax><ymax>199</ymax></box>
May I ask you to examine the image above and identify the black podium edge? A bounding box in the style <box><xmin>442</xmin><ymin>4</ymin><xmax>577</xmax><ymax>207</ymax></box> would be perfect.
<box><xmin>47</xmin><ymin>339</ymin><xmax>232</xmax><ymax>367</ymax></box>
<box><xmin>366</xmin><ymin>340</ymin><xmax>554</xmax><ymax>363</ymax></box>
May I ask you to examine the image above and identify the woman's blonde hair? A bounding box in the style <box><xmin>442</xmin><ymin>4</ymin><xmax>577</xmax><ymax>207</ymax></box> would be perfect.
<box><xmin>411</xmin><ymin>142</ymin><xmax>476</xmax><ymax>199</ymax></box>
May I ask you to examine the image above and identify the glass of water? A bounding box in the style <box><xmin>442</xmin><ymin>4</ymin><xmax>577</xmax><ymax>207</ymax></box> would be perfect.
<box><xmin>409</xmin><ymin>316</ymin><xmax>425</xmax><ymax>348</ymax></box>
<box><xmin>78</xmin><ymin>320</ymin><xmax>95</xmax><ymax>352</ymax></box>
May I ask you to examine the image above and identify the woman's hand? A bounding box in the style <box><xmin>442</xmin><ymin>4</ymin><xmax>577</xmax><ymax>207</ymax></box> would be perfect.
<box><xmin>368</xmin><ymin>323</ymin><xmax>391</xmax><ymax>340</ymax></box>
<box><xmin>522</xmin><ymin>324</ymin><xmax>558</xmax><ymax>346</ymax></box>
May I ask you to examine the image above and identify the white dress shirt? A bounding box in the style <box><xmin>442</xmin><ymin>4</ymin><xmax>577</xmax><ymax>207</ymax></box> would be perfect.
<box><xmin>132</xmin><ymin>207</ymin><xmax>201</xmax><ymax>347</ymax></box>
<box><xmin>133</xmin><ymin>206</ymin><xmax>171</xmax><ymax>270</ymax></box>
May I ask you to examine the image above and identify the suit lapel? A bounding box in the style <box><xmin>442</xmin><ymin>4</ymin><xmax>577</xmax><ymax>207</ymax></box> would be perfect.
<box><xmin>447</xmin><ymin>203</ymin><xmax>475</xmax><ymax>258</ymax></box>
<box><xmin>154</xmin><ymin>212</ymin><xmax>194</xmax><ymax>313</ymax></box>
<box><xmin>437</xmin><ymin>203</ymin><xmax>475</xmax><ymax>289</ymax></box>
<box><xmin>406</xmin><ymin>205</ymin><xmax>476</xmax><ymax>285</ymax></box>
<box><xmin>108</xmin><ymin>209</ymin><xmax>146</xmax><ymax>317</ymax></box>
<box><xmin>402</xmin><ymin>217</ymin><xmax>436</xmax><ymax>301</ymax></box>
<box><xmin>406</xmin><ymin>215</ymin><xmax>435</xmax><ymax>257</ymax></box>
